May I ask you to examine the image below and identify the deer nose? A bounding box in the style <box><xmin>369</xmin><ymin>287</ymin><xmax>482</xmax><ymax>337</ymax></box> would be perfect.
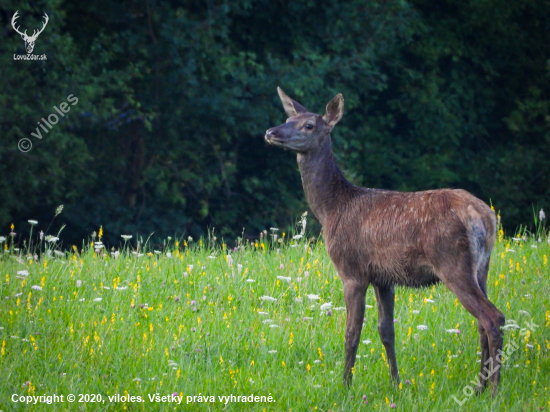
<box><xmin>266</xmin><ymin>129</ymin><xmax>277</xmax><ymax>137</ymax></box>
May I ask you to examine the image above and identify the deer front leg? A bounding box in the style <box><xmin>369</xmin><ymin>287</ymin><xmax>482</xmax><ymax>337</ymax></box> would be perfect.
<box><xmin>343</xmin><ymin>280</ymin><xmax>368</xmax><ymax>386</ymax></box>
<box><xmin>374</xmin><ymin>285</ymin><xmax>399</xmax><ymax>383</ymax></box>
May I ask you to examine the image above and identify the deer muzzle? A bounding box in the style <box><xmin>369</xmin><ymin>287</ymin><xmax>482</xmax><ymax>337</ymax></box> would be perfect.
<box><xmin>265</xmin><ymin>128</ymin><xmax>282</xmax><ymax>143</ymax></box>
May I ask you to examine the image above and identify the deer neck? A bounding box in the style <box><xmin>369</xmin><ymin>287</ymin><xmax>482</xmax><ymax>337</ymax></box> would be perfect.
<box><xmin>296</xmin><ymin>136</ymin><xmax>354</xmax><ymax>226</ymax></box>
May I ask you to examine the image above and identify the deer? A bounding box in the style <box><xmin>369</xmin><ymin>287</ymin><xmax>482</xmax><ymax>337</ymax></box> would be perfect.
<box><xmin>265</xmin><ymin>87</ymin><xmax>505</xmax><ymax>395</ymax></box>
<box><xmin>11</xmin><ymin>11</ymin><xmax>49</xmax><ymax>54</ymax></box>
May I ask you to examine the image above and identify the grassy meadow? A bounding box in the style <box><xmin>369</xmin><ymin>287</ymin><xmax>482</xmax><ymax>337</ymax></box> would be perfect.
<box><xmin>0</xmin><ymin>220</ymin><xmax>549</xmax><ymax>411</ymax></box>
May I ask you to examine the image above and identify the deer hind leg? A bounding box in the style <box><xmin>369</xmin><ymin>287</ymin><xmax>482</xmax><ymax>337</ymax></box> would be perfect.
<box><xmin>374</xmin><ymin>285</ymin><xmax>399</xmax><ymax>383</ymax></box>
<box><xmin>476</xmin><ymin>258</ymin><xmax>491</xmax><ymax>392</ymax></box>
<box><xmin>342</xmin><ymin>280</ymin><xmax>368</xmax><ymax>386</ymax></box>
<box><xmin>439</xmin><ymin>259</ymin><xmax>505</xmax><ymax>396</ymax></box>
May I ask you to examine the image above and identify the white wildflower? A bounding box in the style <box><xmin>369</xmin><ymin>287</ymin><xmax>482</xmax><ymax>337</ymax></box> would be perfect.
<box><xmin>76</xmin><ymin>280</ymin><xmax>82</xmax><ymax>287</ymax></box>
<box><xmin>313</xmin><ymin>360</ymin><xmax>320</xmax><ymax>364</ymax></box>
<box><xmin>363</xmin><ymin>340</ymin><xmax>372</xmax><ymax>344</ymax></box>
<box><xmin>226</xmin><ymin>254</ymin><xmax>233</xmax><ymax>266</ymax></box>
<box><xmin>276</xmin><ymin>276</ymin><xmax>291</xmax><ymax>283</ymax></box>
<box><xmin>258</xmin><ymin>311</ymin><xmax>269</xmax><ymax>315</ymax></box>
<box><xmin>31</xmin><ymin>285</ymin><xmax>42</xmax><ymax>291</ymax></box>
<box><xmin>93</xmin><ymin>298</ymin><xmax>102</xmax><ymax>302</ymax></box>
<box><xmin>307</xmin><ymin>294</ymin><xmax>320</xmax><ymax>301</ymax></box>
<box><xmin>269</xmin><ymin>324</ymin><xmax>279</xmax><ymax>328</ymax></box>
<box><xmin>132</xmin><ymin>378</ymin><xmax>141</xmax><ymax>382</ymax></box>
<box><xmin>299</xmin><ymin>211</ymin><xmax>307</xmax><ymax>235</ymax></box>
<box><xmin>518</xmin><ymin>310</ymin><xmax>530</xmax><ymax>317</ymax></box>
<box><xmin>539</xmin><ymin>209</ymin><xmax>546</xmax><ymax>221</ymax></box>
<box><xmin>262</xmin><ymin>320</ymin><xmax>274</xmax><ymax>324</ymax></box>
<box><xmin>121</xmin><ymin>235</ymin><xmax>132</xmax><ymax>240</ymax></box>
<box><xmin>334</xmin><ymin>307</ymin><xmax>346</xmax><ymax>311</ymax></box>
<box><xmin>446</xmin><ymin>329</ymin><xmax>461</xmax><ymax>334</ymax></box>
<box><xmin>303</xmin><ymin>317</ymin><xmax>314</xmax><ymax>320</ymax></box>
<box><xmin>268</xmin><ymin>350</ymin><xmax>277</xmax><ymax>354</ymax></box>
<box><xmin>412</xmin><ymin>310</ymin><xmax>420</xmax><ymax>314</ymax></box>
<box><xmin>320</xmin><ymin>302</ymin><xmax>333</xmax><ymax>311</ymax></box>
<box><xmin>526</xmin><ymin>344</ymin><xmax>534</xmax><ymax>349</ymax></box>
<box><xmin>292</xmin><ymin>235</ymin><xmax>303</xmax><ymax>240</ymax></box>
<box><xmin>365</xmin><ymin>305</ymin><xmax>373</xmax><ymax>309</ymax></box>
<box><xmin>260</xmin><ymin>296</ymin><xmax>277</xmax><ymax>302</ymax></box>
<box><xmin>425</xmin><ymin>298</ymin><xmax>435</xmax><ymax>303</ymax></box>
<box><xmin>246</xmin><ymin>279</ymin><xmax>255</xmax><ymax>283</ymax></box>
<box><xmin>46</xmin><ymin>236</ymin><xmax>59</xmax><ymax>242</ymax></box>
<box><xmin>294</xmin><ymin>298</ymin><xmax>302</xmax><ymax>303</ymax></box>
<box><xmin>17</xmin><ymin>270</ymin><xmax>29</xmax><ymax>277</ymax></box>
<box><xmin>417</xmin><ymin>325</ymin><xmax>428</xmax><ymax>330</ymax></box>
<box><xmin>0</xmin><ymin>236</ymin><xmax>5</xmax><ymax>243</ymax></box>
<box><xmin>28</xmin><ymin>220</ymin><xmax>38</xmax><ymax>225</ymax></box>
<box><xmin>116</xmin><ymin>286</ymin><xmax>128</xmax><ymax>290</ymax></box>
<box><xmin>166</xmin><ymin>252</ymin><xmax>172</xmax><ymax>258</ymax></box>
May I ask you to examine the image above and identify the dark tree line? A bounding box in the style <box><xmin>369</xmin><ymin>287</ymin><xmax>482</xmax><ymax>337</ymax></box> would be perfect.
<box><xmin>1</xmin><ymin>0</ymin><xmax>549</xmax><ymax>246</ymax></box>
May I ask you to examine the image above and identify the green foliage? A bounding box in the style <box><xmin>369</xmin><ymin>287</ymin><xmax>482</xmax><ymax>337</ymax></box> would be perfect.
<box><xmin>0</xmin><ymin>0</ymin><xmax>549</xmax><ymax>244</ymax></box>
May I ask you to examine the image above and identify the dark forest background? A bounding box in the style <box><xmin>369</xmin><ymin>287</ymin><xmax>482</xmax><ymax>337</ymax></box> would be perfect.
<box><xmin>1</xmin><ymin>0</ymin><xmax>549</xmax><ymax>247</ymax></box>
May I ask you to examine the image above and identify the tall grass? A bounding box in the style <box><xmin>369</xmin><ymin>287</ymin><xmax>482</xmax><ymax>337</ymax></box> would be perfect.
<box><xmin>0</xmin><ymin>223</ymin><xmax>549</xmax><ymax>411</ymax></box>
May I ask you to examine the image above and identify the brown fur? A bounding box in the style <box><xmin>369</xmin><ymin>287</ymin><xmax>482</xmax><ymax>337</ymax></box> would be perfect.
<box><xmin>265</xmin><ymin>88</ymin><xmax>505</xmax><ymax>395</ymax></box>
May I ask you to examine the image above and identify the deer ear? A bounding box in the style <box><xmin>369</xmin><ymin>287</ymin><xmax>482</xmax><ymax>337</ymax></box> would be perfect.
<box><xmin>323</xmin><ymin>94</ymin><xmax>344</xmax><ymax>129</ymax></box>
<box><xmin>277</xmin><ymin>87</ymin><xmax>308</xmax><ymax>117</ymax></box>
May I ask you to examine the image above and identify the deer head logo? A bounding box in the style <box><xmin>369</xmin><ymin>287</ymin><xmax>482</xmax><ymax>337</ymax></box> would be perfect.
<box><xmin>11</xmin><ymin>11</ymin><xmax>49</xmax><ymax>54</ymax></box>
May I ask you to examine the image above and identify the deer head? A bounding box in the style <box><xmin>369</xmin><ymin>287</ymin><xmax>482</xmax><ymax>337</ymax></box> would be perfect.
<box><xmin>265</xmin><ymin>87</ymin><xmax>344</xmax><ymax>153</ymax></box>
<box><xmin>12</xmin><ymin>11</ymin><xmax>49</xmax><ymax>54</ymax></box>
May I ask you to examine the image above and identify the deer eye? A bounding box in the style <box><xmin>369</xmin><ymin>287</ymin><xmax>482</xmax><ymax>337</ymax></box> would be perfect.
<box><xmin>304</xmin><ymin>124</ymin><xmax>314</xmax><ymax>130</ymax></box>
